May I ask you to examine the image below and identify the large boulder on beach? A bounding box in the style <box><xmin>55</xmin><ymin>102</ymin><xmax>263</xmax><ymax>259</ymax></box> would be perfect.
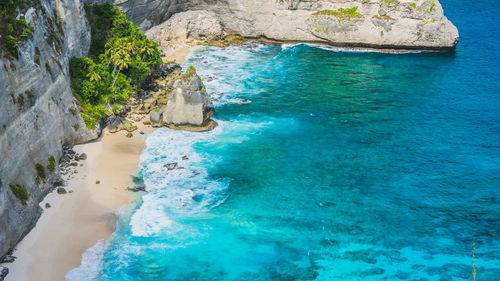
<box><xmin>149</xmin><ymin>110</ymin><xmax>163</xmax><ymax>125</ymax></box>
<box><xmin>162</xmin><ymin>70</ymin><xmax>216</xmax><ymax>130</ymax></box>
<box><xmin>108</xmin><ymin>116</ymin><xmax>137</xmax><ymax>133</ymax></box>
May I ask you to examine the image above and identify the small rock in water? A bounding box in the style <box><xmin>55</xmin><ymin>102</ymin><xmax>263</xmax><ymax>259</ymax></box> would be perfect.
<box><xmin>0</xmin><ymin>266</ymin><xmax>8</xmax><ymax>281</ymax></box>
<box><xmin>204</xmin><ymin>61</ymin><xmax>208</xmax><ymax>64</ymax></box>
<box><xmin>127</xmin><ymin>186</ymin><xmax>146</xmax><ymax>192</ymax></box>
<box><xmin>182</xmin><ymin>155</ymin><xmax>189</xmax><ymax>160</ymax></box>
<box><xmin>96</xmin><ymin>180</ymin><xmax>101</xmax><ymax>184</ymax></box>
<box><xmin>57</xmin><ymin>187</ymin><xmax>67</xmax><ymax>194</ymax></box>
<box><xmin>164</xmin><ymin>162</ymin><xmax>178</xmax><ymax>170</ymax></box>
<box><xmin>45</xmin><ymin>203</ymin><xmax>51</xmax><ymax>208</ymax></box>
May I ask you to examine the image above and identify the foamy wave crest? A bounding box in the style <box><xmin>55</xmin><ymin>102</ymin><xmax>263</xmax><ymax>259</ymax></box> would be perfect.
<box><xmin>66</xmin><ymin>240</ymin><xmax>107</xmax><ymax>281</ymax></box>
<box><xmin>304</xmin><ymin>43</ymin><xmax>422</xmax><ymax>54</ymax></box>
<box><xmin>182</xmin><ymin>43</ymin><xmax>271</xmax><ymax>106</ymax></box>
<box><xmin>279</xmin><ymin>43</ymin><xmax>422</xmax><ymax>54</ymax></box>
<box><xmin>129</xmin><ymin>118</ymin><xmax>277</xmax><ymax>238</ymax></box>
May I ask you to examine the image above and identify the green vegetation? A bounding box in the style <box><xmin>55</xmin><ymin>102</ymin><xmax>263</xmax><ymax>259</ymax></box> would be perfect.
<box><xmin>187</xmin><ymin>65</ymin><xmax>196</xmax><ymax>76</ymax></box>
<box><xmin>70</xmin><ymin>3</ymin><xmax>161</xmax><ymax>129</ymax></box>
<box><xmin>426</xmin><ymin>0</ymin><xmax>436</xmax><ymax>13</ymax></box>
<box><xmin>26</xmin><ymin>90</ymin><xmax>34</xmax><ymax>99</ymax></box>
<box><xmin>409</xmin><ymin>2</ymin><xmax>416</xmax><ymax>8</ymax></box>
<box><xmin>312</xmin><ymin>7</ymin><xmax>364</xmax><ymax>21</ymax></box>
<box><xmin>0</xmin><ymin>0</ymin><xmax>36</xmax><ymax>59</ymax></box>
<box><xmin>46</xmin><ymin>12</ymin><xmax>64</xmax><ymax>53</ymax></box>
<box><xmin>34</xmin><ymin>47</ymin><xmax>40</xmax><ymax>65</ymax></box>
<box><xmin>17</xmin><ymin>93</ymin><xmax>24</xmax><ymax>108</ymax></box>
<box><xmin>35</xmin><ymin>163</ymin><xmax>46</xmax><ymax>181</ymax></box>
<box><xmin>372</xmin><ymin>14</ymin><xmax>395</xmax><ymax>20</ymax></box>
<box><xmin>69</xmin><ymin>106</ymin><xmax>77</xmax><ymax>115</ymax></box>
<box><xmin>9</xmin><ymin>183</ymin><xmax>29</xmax><ymax>204</ymax></box>
<box><xmin>47</xmin><ymin>155</ymin><xmax>56</xmax><ymax>170</ymax></box>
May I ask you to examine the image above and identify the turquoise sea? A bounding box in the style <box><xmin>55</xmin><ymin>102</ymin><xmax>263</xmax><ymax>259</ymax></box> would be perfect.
<box><xmin>68</xmin><ymin>0</ymin><xmax>499</xmax><ymax>280</ymax></box>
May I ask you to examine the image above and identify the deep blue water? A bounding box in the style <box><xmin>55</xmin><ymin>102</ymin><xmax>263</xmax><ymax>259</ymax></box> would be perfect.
<box><xmin>68</xmin><ymin>0</ymin><xmax>499</xmax><ymax>280</ymax></box>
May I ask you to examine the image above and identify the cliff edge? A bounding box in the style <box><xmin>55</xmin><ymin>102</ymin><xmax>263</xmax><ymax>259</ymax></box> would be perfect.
<box><xmin>0</xmin><ymin>0</ymin><xmax>99</xmax><ymax>258</ymax></box>
<box><xmin>101</xmin><ymin>0</ymin><xmax>459</xmax><ymax>50</ymax></box>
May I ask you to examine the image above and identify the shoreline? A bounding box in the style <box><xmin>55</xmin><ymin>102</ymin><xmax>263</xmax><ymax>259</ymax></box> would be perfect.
<box><xmin>0</xmin><ymin>37</ymin><xmax>439</xmax><ymax>281</ymax></box>
<box><xmin>3</xmin><ymin>124</ymin><xmax>152</xmax><ymax>281</ymax></box>
<box><xmin>1</xmin><ymin>43</ymin><xmax>198</xmax><ymax>280</ymax></box>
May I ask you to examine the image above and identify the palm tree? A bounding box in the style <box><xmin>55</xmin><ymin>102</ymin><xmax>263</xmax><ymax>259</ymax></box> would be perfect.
<box><xmin>111</xmin><ymin>48</ymin><xmax>130</xmax><ymax>87</ymax></box>
<box><xmin>87</xmin><ymin>65</ymin><xmax>101</xmax><ymax>82</ymax></box>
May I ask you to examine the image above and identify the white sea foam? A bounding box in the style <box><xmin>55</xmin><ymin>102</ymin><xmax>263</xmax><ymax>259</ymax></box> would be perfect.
<box><xmin>66</xmin><ymin>240</ymin><xmax>107</xmax><ymax>281</ymax></box>
<box><xmin>279</xmin><ymin>42</ymin><xmax>422</xmax><ymax>54</ymax></box>
<box><xmin>68</xmin><ymin>44</ymin><xmax>280</xmax><ymax>279</ymax></box>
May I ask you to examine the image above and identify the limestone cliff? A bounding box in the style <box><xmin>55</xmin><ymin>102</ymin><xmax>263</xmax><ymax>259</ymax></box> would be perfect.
<box><xmin>0</xmin><ymin>0</ymin><xmax>98</xmax><ymax>257</ymax></box>
<box><xmin>97</xmin><ymin>0</ymin><xmax>459</xmax><ymax>50</ymax></box>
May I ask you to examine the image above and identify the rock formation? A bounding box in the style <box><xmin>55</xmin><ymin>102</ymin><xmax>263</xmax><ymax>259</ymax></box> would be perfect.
<box><xmin>137</xmin><ymin>64</ymin><xmax>216</xmax><ymax>131</ymax></box>
<box><xmin>0</xmin><ymin>0</ymin><xmax>97</xmax><ymax>257</ymax></box>
<box><xmin>98</xmin><ymin>0</ymin><xmax>459</xmax><ymax>50</ymax></box>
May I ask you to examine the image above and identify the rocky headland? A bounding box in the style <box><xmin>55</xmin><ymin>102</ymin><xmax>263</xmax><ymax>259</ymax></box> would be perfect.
<box><xmin>0</xmin><ymin>0</ymin><xmax>458</xmax><ymax>279</ymax></box>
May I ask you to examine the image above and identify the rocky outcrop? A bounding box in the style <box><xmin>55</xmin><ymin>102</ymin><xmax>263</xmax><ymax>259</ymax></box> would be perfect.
<box><xmin>0</xmin><ymin>0</ymin><xmax>97</xmax><ymax>258</ymax></box>
<box><xmin>106</xmin><ymin>0</ymin><xmax>458</xmax><ymax>50</ymax></box>
<box><xmin>162</xmin><ymin>73</ymin><xmax>216</xmax><ymax>130</ymax></box>
<box><xmin>145</xmin><ymin>10</ymin><xmax>224</xmax><ymax>43</ymax></box>
<box><xmin>132</xmin><ymin>64</ymin><xmax>216</xmax><ymax>131</ymax></box>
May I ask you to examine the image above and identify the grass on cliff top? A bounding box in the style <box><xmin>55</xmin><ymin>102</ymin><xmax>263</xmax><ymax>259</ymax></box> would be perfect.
<box><xmin>70</xmin><ymin>3</ymin><xmax>162</xmax><ymax>129</ymax></box>
<box><xmin>312</xmin><ymin>7</ymin><xmax>364</xmax><ymax>21</ymax></box>
<box><xmin>0</xmin><ymin>0</ymin><xmax>36</xmax><ymax>59</ymax></box>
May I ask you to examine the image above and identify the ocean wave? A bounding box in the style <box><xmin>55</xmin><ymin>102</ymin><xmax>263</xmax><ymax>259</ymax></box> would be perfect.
<box><xmin>65</xmin><ymin>240</ymin><xmax>107</xmax><ymax>281</ymax></box>
<box><xmin>282</xmin><ymin>42</ymin><xmax>423</xmax><ymax>54</ymax></box>
<box><xmin>182</xmin><ymin>43</ymin><xmax>272</xmax><ymax>106</ymax></box>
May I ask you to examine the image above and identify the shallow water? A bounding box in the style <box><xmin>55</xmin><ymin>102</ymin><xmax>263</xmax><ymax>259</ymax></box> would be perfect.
<box><xmin>68</xmin><ymin>0</ymin><xmax>499</xmax><ymax>280</ymax></box>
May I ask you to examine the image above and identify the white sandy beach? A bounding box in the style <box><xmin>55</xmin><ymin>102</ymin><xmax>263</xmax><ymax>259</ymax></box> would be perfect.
<box><xmin>1</xmin><ymin>46</ymin><xmax>196</xmax><ymax>281</ymax></box>
<box><xmin>4</xmin><ymin>124</ymin><xmax>152</xmax><ymax>281</ymax></box>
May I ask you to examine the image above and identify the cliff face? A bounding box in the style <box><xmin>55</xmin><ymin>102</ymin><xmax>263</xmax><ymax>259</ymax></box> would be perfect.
<box><xmin>0</xmin><ymin>0</ymin><xmax>99</xmax><ymax>257</ymax></box>
<box><xmin>107</xmin><ymin>0</ymin><xmax>458</xmax><ymax>50</ymax></box>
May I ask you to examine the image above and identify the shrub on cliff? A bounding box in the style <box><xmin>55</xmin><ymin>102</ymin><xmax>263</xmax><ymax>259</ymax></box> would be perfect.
<box><xmin>0</xmin><ymin>0</ymin><xmax>35</xmax><ymax>59</ymax></box>
<box><xmin>47</xmin><ymin>155</ymin><xmax>56</xmax><ymax>170</ymax></box>
<box><xmin>35</xmin><ymin>163</ymin><xmax>46</xmax><ymax>181</ymax></box>
<box><xmin>70</xmin><ymin>3</ymin><xmax>161</xmax><ymax>129</ymax></box>
<box><xmin>9</xmin><ymin>184</ymin><xmax>29</xmax><ymax>204</ymax></box>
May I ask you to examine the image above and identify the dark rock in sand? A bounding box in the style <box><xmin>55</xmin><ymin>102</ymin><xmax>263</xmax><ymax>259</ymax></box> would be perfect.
<box><xmin>96</xmin><ymin>180</ymin><xmax>101</xmax><ymax>184</ymax></box>
<box><xmin>78</xmin><ymin>153</ymin><xmax>87</xmax><ymax>160</ymax></box>
<box><xmin>57</xmin><ymin>187</ymin><xmax>67</xmax><ymax>194</ymax></box>
<box><xmin>45</xmin><ymin>203</ymin><xmax>51</xmax><ymax>209</ymax></box>
<box><xmin>1</xmin><ymin>255</ymin><xmax>15</xmax><ymax>263</ymax></box>
<box><xmin>0</xmin><ymin>266</ymin><xmax>8</xmax><ymax>281</ymax></box>
<box><xmin>70</xmin><ymin>162</ymin><xmax>78</xmax><ymax>166</ymax></box>
<box><xmin>50</xmin><ymin>176</ymin><xmax>65</xmax><ymax>187</ymax></box>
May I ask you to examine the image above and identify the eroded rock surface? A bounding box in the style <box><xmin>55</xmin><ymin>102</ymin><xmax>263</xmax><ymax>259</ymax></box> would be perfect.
<box><xmin>122</xmin><ymin>0</ymin><xmax>459</xmax><ymax>50</ymax></box>
<box><xmin>0</xmin><ymin>0</ymin><xmax>97</xmax><ymax>257</ymax></box>
<box><xmin>135</xmin><ymin>64</ymin><xmax>216</xmax><ymax>131</ymax></box>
